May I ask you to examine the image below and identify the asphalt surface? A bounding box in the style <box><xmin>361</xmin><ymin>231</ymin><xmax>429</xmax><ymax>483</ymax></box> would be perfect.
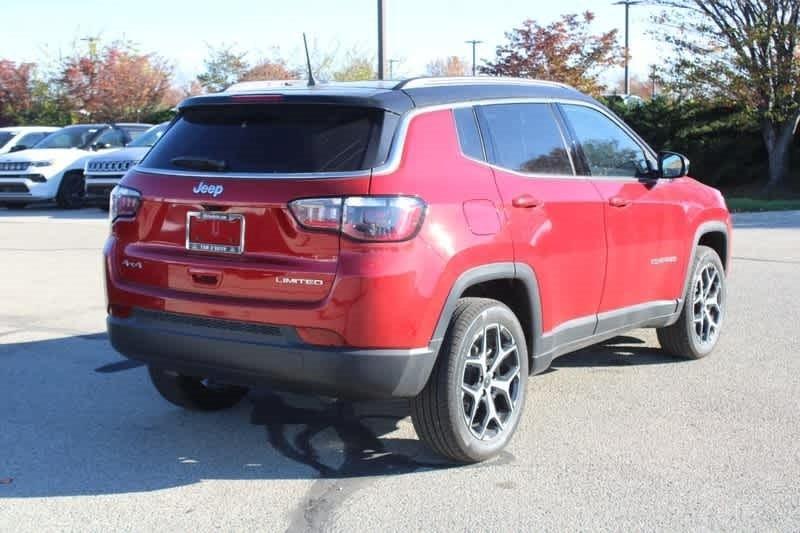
<box><xmin>1</xmin><ymin>207</ymin><xmax>798</xmax><ymax>531</ymax></box>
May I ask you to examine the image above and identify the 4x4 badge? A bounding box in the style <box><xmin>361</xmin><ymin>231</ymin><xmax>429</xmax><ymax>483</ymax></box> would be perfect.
<box><xmin>193</xmin><ymin>181</ymin><xmax>224</xmax><ymax>197</ymax></box>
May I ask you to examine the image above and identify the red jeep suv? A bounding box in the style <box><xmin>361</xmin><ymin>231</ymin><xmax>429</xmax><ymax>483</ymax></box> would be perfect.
<box><xmin>105</xmin><ymin>77</ymin><xmax>731</xmax><ymax>462</ymax></box>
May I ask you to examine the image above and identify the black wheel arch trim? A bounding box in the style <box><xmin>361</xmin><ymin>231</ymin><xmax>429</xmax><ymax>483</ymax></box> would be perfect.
<box><xmin>429</xmin><ymin>261</ymin><xmax>543</xmax><ymax>366</ymax></box>
<box><xmin>671</xmin><ymin>220</ymin><xmax>730</xmax><ymax>321</ymax></box>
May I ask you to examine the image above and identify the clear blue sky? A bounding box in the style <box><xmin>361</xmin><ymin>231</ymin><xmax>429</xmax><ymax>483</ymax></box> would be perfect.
<box><xmin>1</xmin><ymin>0</ymin><xmax>663</xmax><ymax>85</ymax></box>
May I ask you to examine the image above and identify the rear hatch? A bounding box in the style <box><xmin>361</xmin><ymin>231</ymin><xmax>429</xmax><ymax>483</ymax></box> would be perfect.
<box><xmin>113</xmin><ymin>98</ymin><xmax>401</xmax><ymax>304</ymax></box>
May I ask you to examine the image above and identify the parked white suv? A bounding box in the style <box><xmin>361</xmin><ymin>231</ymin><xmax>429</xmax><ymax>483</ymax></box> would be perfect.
<box><xmin>0</xmin><ymin>123</ymin><xmax>151</xmax><ymax>209</ymax></box>
<box><xmin>84</xmin><ymin>122</ymin><xmax>168</xmax><ymax>208</ymax></box>
<box><xmin>0</xmin><ymin>126</ymin><xmax>59</xmax><ymax>154</ymax></box>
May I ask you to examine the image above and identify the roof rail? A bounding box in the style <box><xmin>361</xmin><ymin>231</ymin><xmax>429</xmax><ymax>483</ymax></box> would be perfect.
<box><xmin>394</xmin><ymin>76</ymin><xmax>572</xmax><ymax>91</ymax></box>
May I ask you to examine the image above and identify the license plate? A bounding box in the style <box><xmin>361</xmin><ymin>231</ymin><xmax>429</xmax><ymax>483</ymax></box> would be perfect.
<box><xmin>186</xmin><ymin>211</ymin><xmax>245</xmax><ymax>254</ymax></box>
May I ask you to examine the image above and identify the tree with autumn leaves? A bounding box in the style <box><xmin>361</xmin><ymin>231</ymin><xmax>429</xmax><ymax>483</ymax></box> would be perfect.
<box><xmin>481</xmin><ymin>12</ymin><xmax>622</xmax><ymax>95</ymax></box>
<box><xmin>0</xmin><ymin>41</ymin><xmax>173</xmax><ymax>126</ymax></box>
<box><xmin>60</xmin><ymin>42</ymin><xmax>172</xmax><ymax>122</ymax></box>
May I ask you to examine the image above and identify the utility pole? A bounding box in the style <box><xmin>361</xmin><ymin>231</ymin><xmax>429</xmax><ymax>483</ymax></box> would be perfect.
<box><xmin>377</xmin><ymin>0</ymin><xmax>386</xmax><ymax>80</ymax></box>
<box><xmin>388</xmin><ymin>59</ymin><xmax>400</xmax><ymax>79</ymax></box>
<box><xmin>612</xmin><ymin>1</ymin><xmax>641</xmax><ymax>95</ymax></box>
<box><xmin>465</xmin><ymin>40</ymin><xmax>483</xmax><ymax>76</ymax></box>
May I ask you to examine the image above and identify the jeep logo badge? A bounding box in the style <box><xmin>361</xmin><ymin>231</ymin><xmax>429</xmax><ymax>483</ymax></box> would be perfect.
<box><xmin>193</xmin><ymin>181</ymin><xmax>224</xmax><ymax>197</ymax></box>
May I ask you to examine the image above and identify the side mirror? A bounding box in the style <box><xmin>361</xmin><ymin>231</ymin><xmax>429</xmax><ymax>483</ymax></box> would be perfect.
<box><xmin>9</xmin><ymin>145</ymin><xmax>27</xmax><ymax>153</ymax></box>
<box><xmin>658</xmin><ymin>151</ymin><xmax>690</xmax><ymax>179</ymax></box>
<box><xmin>91</xmin><ymin>142</ymin><xmax>112</xmax><ymax>151</ymax></box>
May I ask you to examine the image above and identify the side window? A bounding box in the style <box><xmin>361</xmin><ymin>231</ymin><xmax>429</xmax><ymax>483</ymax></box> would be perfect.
<box><xmin>561</xmin><ymin>104</ymin><xmax>650</xmax><ymax>178</ymax></box>
<box><xmin>478</xmin><ymin>103</ymin><xmax>573</xmax><ymax>175</ymax></box>
<box><xmin>453</xmin><ymin>107</ymin><xmax>485</xmax><ymax>161</ymax></box>
<box><xmin>94</xmin><ymin>128</ymin><xmax>126</xmax><ymax>148</ymax></box>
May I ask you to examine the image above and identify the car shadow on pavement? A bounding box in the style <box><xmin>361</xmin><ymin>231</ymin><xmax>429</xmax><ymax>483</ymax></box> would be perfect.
<box><xmin>1</xmin><ymin>334</ymin><xmax>474</xmax><ymax>499</ymax></box>
<box><xmin>550</xmin><ymin>335</ymin><xmax>684</xmax><ymax>369</ymax></box>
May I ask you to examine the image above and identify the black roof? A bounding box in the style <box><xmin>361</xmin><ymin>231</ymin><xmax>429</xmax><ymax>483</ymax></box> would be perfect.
<box><xmin>179</xmin><ymin>77</ymin><xmax>596</xmax><ymax>115</ymax></box>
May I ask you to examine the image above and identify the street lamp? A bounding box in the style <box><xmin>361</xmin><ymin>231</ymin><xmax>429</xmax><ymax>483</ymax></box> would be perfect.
<box><xmin>465</xmin><ymin>40</ymin><xmax>483</xmax><ymax>76</ymax></box>
<box><xmin>612</xmin><ymin>0</ymin><xmax>641</xmax><ymax>95</ymax></box>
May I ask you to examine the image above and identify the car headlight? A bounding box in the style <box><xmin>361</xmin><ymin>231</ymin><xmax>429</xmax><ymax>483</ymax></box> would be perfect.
<box><xmin>29</xmin><ymin>160</ymin><xmax>54</xmax><ymax>167</ymax></box>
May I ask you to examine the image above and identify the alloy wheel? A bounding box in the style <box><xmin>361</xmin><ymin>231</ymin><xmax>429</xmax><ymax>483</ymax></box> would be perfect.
<box><xmin>461</xmin><ymin>323</ymin><xmax>522</xmax><ymax>440</ymax></box>
<box><xmin>692</xmin><ymin>263</ymin><xmax>723</xmax><ymax>345</ymax></box>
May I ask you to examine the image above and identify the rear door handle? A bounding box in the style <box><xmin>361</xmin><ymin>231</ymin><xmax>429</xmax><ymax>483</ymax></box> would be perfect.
<box><xmin>512</xmin><ymin>194</ymin><xmax>542</xmax><ymax>209</ymax></box>
<box><xmin>608</xmin><ymin>196</ymin><xmax>632</xmax><ymax>208</ymax></box>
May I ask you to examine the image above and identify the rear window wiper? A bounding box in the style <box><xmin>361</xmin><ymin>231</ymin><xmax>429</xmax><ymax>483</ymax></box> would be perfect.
<box><xmin>170</xmin><ymin>156</ymin><xmax>228</xmax><ymax>172</ymax></box>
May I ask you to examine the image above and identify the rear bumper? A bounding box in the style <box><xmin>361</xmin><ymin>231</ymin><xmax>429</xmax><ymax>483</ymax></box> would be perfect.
<box><xmin>108</xmin><ymin>309</ymin><xmax>439</xmax><ymax>399</ymax></box>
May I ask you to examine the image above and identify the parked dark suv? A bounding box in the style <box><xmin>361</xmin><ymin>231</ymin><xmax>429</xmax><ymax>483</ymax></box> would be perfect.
<box><xmin>105</xmin><ymin>77</ymin><xmax>731</xmax><ymax>462</ymax></box>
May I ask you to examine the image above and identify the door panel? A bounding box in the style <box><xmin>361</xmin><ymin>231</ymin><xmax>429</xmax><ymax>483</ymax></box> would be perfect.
<box><xmin>477</xmin><ymin>103</ymin><xmax>606</xmax><ymax>334</ymax></box>
<box><xmin>559</xmin><ymin>103</ymin><xmax>686</xmax><ymax>314</ymax></box>
<box><xmin>591</xmin><ymin>179</ymin><xmax>684</xmax><ymax>310</ymax></box>
<box><xmin>493</xmin><ymin>173</ymin><xmax>607</xmax><ymax>333</ymax></box>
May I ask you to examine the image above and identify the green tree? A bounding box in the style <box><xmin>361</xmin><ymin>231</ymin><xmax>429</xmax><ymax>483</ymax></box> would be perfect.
<box><xmin>333</xmin><ymin>48</ymin><xmax>375</xmax><ymax>81</ymax></box>
<box><xmin>655</xmin><ymin>1</ymin><xmax>800</xmax><ymax>192</ymax></box>
<box><xmin>197</xmin><ymin>44</ymin><xmax>249</xmax><ymax>93</ymax></box>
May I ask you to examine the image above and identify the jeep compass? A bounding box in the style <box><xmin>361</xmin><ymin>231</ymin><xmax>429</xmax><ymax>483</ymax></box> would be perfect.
<box><xmin>105</xmin><ymin>77</ymin><xmax>731</xmax><ymax>462</ymax></box>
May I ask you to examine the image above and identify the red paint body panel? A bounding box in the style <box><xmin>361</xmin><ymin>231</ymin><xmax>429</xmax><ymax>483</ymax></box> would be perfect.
<box><xmin>490</xmin><ymin>171</ymin><xmax>607</xmax><ymax>332</ymax></box>
<box><xmin>105</xmin><ymin>105</ymin><xmax>731</xmax><ymax>353</ymax></box>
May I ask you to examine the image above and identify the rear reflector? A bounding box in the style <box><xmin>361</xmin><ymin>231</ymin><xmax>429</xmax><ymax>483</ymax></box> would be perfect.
<box><xmin>288</xmin><ymin>196</ymin><xmax>426</xmax><ymax>242</ymax></box>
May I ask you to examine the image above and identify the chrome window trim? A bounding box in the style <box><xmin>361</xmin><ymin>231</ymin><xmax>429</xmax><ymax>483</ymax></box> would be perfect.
<box><xmin>374</xmin><ymin>97</ymin><xmax>657</xmax><ymax>178</ymax></box>
<box><xmin>135</xmin><ymin>96</ymin><xmax>656</xmax><ymax>182</ymax></box>
<box><xmin>135</xmin><ymin>166</ymin><xmax>372</xmax><ymax>180</ymax></box>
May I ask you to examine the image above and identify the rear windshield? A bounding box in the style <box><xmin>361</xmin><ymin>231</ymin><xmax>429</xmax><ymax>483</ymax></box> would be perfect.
<box><xmin>141</xmin><ymin>104</ymin><xmax>392</xmax><ymax>173</ymax></box>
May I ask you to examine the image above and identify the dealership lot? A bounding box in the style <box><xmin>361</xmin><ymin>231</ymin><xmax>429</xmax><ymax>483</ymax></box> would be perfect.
<box><xmin>1</xmin><ymin>208</ymin><xmax>798</xmax><ymax>531</ymax></box>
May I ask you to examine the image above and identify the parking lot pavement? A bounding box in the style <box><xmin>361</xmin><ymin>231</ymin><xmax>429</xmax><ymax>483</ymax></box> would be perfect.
<box><xmin>1</xmin><ymin>207</ymin><xmax>799</xmax><ymax>532</ymax></box>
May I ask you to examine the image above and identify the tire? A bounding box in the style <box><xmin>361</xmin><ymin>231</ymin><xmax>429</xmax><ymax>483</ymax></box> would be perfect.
<box><xmin>657</xmin><ymin>245</ymin><xmax>726</xmax><ymax>359</ymax></box>
<box><xmin>411</xmin><ymin>297</ymin><xmax>529</xmax><ymax>463</ymax></box>
<box><xmin>56</xmin><ymin>171</ymin><xmax>85</xmax><ymax>209</ymax></box>
<box><xmin>148</xmin><ymin>366</ymin><xmax>248</xmax><ymax>411</ymax></box>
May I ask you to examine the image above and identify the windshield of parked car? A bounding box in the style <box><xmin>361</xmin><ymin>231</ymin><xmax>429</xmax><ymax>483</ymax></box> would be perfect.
<box><xmin>127</xmin><ymin>123</ymin><xmax>168</xmax><ymax>148</ymax></box>
<box><xmin>35</xmin><ymin>125</ymin><xmax>104</xmax><ymax>149</ymax></box>
<box><xmin>0</xmin><ymin>132</ymin><xmax>15</xmax><ymax>149</ymax></box>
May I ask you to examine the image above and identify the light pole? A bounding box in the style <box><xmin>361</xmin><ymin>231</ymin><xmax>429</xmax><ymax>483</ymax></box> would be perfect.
<box><xmin>388</xmin><ymin>59</ymin><xmax>401</xmax><ymax>79</ymax></box>
<box><xmin>377</xmin><ymin>0</ymin><xmax>386</xmax><ymax>80</ymax></box>
<box><xmin>465</xmin><ymin>40</ymin><xmax>483</xmax><ymax>76</ymax></box>
<box><xmin>613</xmin><ymin>1</ymin><xmax>641</xmax><ymax>95</ymax></box>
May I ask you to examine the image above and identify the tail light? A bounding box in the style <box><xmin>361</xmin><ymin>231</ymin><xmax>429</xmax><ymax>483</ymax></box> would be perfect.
<box><xmin>110</xmin><ymin>186</ymin><xmax>141</xmax><ymax>222</ymax></box>
<box><xmin>289</xmin><ymin>196</ymin><xmax>426</xmax><ymax>242</ymax></box>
